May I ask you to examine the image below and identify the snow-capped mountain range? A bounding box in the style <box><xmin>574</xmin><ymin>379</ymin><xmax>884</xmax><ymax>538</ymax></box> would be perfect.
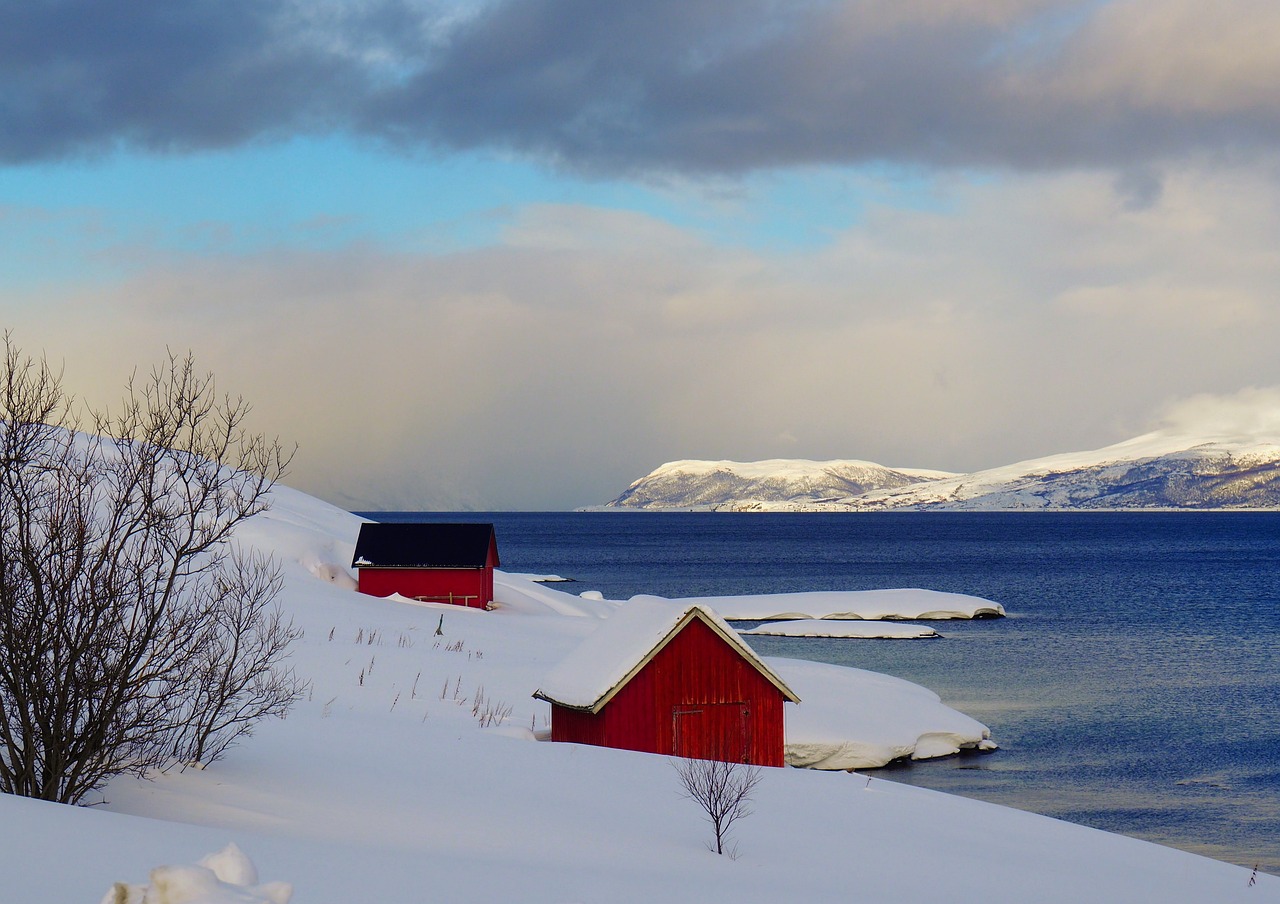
<box><xmin>603</xmin><ymin>431</ymin><xmax>1280</xmax><ymax>511</ymax></box>
<box><xmin>603</xmin><ymin>459</ymin><xmax>957</xmax><ymax>509</ymax></box>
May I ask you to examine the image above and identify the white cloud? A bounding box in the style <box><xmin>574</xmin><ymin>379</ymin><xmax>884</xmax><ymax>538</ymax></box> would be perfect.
<box><xmin>1041</xmin><ymin>0</ymin><xmax>1280</xmax><ymax>116</ymax></box>
<box><xmin>1153</xmin><ymin>388</ymin><xmax>1280</xmax><ymax>443</ymax></box>
<box><xmin>14</xmin><ymin>159</ymin><xmax>1280</xmax><ymax>508</ymax></box>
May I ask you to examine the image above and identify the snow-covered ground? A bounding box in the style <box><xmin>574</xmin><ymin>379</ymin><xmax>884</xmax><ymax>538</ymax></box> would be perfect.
<box><xmin>2</xmin><ymin>485</ymin><xmax>1273</xmax><ymax>902</ymax></box>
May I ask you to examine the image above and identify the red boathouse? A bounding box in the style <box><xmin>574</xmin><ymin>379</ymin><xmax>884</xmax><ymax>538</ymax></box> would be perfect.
<box><xmin>351</xmin><ymin>522</ymin><xmax>499</xmax><ymax>609</ymax></box>
<box><xmin>533</xmin><ymin>598</ymin><xmax>799</xmax><ymax>767</ymax></box>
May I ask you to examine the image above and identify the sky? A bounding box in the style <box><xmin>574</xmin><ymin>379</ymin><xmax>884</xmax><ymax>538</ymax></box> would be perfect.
<box><xmin>4</xmin><ymin>0</ymin><xmax>1280</xmax><ymax>510</ymax></box>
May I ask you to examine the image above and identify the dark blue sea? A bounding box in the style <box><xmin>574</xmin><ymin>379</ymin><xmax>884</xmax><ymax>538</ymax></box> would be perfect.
<box><xmin>360</xmin><ymin>511</ymin><xmax>1280</xmax><ymax>873</ymax></box>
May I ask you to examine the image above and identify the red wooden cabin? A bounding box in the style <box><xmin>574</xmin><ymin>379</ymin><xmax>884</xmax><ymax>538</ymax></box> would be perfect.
<box><xmin>533</xmin><ymin>598</ymin><xmax>799</xmax><ymax>767</ymax></box>
<box><xmin>351</xmin><ymin>522</ymin><xmax>499</xmax><ymax>609</ymax></box>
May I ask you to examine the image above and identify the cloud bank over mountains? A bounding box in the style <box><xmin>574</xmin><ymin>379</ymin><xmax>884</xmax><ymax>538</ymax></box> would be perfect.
<box><xmin>22</xmin><ymin>176</ymin><xmax>1280</xmax><ymax>509</ymax></box>
<box><xmin>1156</xmin><ymin>388</ymin><xmax>1280</xmax><ymax>442</ymax></box>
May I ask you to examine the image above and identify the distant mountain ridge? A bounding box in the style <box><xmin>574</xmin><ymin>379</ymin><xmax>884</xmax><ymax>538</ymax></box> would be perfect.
<box><xmin>603</xmin><ymin>459</ymin><xmax>956</xmax><ymax>509</ymax></box>
<box><xmin>602</xmin><ymin>434</ymin><xmax>1280</xmax><ymax>511</ymax></box>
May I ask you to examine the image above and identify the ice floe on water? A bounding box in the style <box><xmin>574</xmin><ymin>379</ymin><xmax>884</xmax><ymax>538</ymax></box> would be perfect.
<box><xmin>490</xmin><ymin>573</ymin><xmax>1003</xmax><ymax>622</ymax></box>
<box><xmin>674</xmin><ymin>587</ymin><xmax>1005</xmax><ymax>621</ymax></box>
<box><xmin>741</xmin><ymin>620</ymin><xmax>941</xmax><ymax>639</ymax></box>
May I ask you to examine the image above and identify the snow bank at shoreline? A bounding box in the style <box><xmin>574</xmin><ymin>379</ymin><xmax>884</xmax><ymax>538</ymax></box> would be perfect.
<box><xmin>776</xmin><ymin>659</ymin><xmax>996</xmax><ymax>768</ymax></box>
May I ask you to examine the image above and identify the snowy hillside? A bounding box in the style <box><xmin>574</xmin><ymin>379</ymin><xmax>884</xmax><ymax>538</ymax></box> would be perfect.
<box><xmin>604</xmin><ymin>432</ymin><xmax>1280</xmax><ymax>511</ymax></box>
<box><xmin>834</xmin><ymin>433</ymin><xmax>1280</xmax><ymax>511</ymax></box>
<box><xmin>603</xmin><ymin>458</ymin><xmax>955</xmax><ymax>509</ymax></box>
<box><xmin>0</xmin><ymin>483</ymin><xmax>1272</xmax><ymax>902</ymax></box>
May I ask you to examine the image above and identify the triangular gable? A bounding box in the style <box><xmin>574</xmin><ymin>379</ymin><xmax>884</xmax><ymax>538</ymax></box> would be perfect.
<box><xmin>533</xmin><ymin>596</ymin><xmax>799</xmax><ymax>713</ymax></box>
<box><xmin>351</xmin><ymin>522</ymin><xmax>499</xmax><ymax>569</ymax></box>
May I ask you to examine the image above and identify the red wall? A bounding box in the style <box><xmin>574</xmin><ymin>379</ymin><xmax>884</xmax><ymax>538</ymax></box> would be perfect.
<box><xmin>550</xmin><ymin>617</ymin><xmax>787</xmax><ymax>767</ymax></box>
<box><xmin>357</xmin><ymin>567</ymin><xmax>493</xmax><ymax>608</ymax></box>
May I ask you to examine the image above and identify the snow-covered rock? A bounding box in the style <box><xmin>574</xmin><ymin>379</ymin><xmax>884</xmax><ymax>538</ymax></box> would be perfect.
<box><xmin>100</xmin><ymin>844</ymin><xmax>291</xmax><ymax>904</ymax></box>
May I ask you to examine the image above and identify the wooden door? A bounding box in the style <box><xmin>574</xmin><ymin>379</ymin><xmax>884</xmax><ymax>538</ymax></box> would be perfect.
<box><xmin>672</xmin><ymin>702</ymin><xmax>750</xmax><ymax>762</ymax></box>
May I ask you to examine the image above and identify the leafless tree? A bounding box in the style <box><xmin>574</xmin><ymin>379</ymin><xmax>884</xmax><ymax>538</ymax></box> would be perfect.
<box><xmin>674</xmin><ymin>754</ymin><xmax>764</xmax><ymax>856</ymax></box>
<box><xmin>0</xmin><ymin>335</ymin><xmax>300</xmax><ymax>803</ymax></box>
<box><xmin>178</xmin><ymin>550</ymin><xmax>304</xmax><ymax>765</ymax></box>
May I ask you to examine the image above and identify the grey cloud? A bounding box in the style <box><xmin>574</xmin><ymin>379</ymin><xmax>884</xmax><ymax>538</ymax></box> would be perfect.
<box><xmin>7</xmin><ymin>1</ymin><xmax>1280</xmax><ymax>176</ymax></box>
<box><xmin>366</xmin><ymin>0</ymin><xmax>1019</xmax><ymax>172</ymax></box>
<box><xmin>365</xmin><ymin>0</ymin><xmax>1280</xmax><ymax>174</ymax></box>
<box><xmin>0</xmin><ymin>0</ymin><xmax>419</xmax><ymax>162</ymax></box>
<box><xmin>1113</xmin><ymin>168</ymin><xmax>1164</xmax><ymax>212</ymax></box>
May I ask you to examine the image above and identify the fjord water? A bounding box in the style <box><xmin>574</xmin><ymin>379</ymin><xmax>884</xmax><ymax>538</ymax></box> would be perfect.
<box><xmin>364</xmin><ymin>511</ymin><xmax>1280</xmax><ymax>873</ymax></box>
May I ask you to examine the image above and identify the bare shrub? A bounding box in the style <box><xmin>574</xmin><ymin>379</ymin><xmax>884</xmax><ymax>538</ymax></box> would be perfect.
<box><xmin>0</xmin><ymin>336</ymin><xmax>297</xmax><ymax>802</ymax></box>
<box><xmin>674</xmin><ymin>755</ymin><xmax>763</xmax><ymax>856</ymax></box>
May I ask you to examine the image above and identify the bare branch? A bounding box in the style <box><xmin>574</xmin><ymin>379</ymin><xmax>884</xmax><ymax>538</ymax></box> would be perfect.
<box><xmin>0</xmin><ymin>336</ymin><xmax>300</xmax><ymax>803</ymax></box>
<box><xmin>177</xmin><ymin>550</ymin><xmax>306</xmax><ymax>765</ymax></box>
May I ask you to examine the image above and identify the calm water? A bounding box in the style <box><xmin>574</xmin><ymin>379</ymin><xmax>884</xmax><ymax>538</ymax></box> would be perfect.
<box><xmin>361</xmin><ymin>511</ymin><xmax>1280</xmax><ymax>873</ymax></box>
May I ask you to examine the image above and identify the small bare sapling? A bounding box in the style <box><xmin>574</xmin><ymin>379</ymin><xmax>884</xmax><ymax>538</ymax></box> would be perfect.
<box><xmin>674</xmin><ymin>756</ymin><xmax>763</xmax><ymax>857</ymax></box>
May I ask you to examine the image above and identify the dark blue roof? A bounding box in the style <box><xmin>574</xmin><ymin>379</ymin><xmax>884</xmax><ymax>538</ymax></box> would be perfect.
<box><xmin>351</xmin><ymin>522</ymin><xmax>499</xmax><ymax>569</ymax></box>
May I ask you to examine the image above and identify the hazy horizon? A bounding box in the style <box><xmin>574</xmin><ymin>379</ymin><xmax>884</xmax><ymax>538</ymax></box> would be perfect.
<box><xmin>7</xmin><ymin>1</ymin><xmax>1280</xmax><ymax>510</ymax></box>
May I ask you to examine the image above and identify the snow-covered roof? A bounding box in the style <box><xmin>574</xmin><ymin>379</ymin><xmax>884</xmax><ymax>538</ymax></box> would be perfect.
<box><xmin>532</xmin><ymin>596</ymin><xmax>800</xmax><ymax>712</ymax></box>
